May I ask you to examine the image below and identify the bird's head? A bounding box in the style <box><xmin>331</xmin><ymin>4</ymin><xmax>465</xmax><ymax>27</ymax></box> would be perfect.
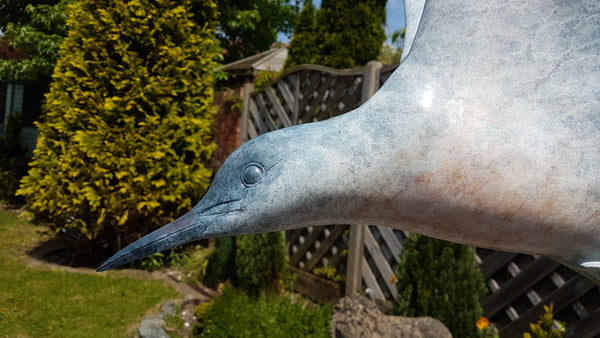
<box><xmin>97</xmin><ymin>122</ymin><xmax>341</xmax><ymax>271</ymax></box>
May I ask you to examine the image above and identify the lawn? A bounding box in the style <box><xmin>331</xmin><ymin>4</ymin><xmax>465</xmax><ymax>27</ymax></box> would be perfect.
<box><xmin>0</xmin><ymin>209</ymin><xmax>179</xmax><ymax>337</ymax></box>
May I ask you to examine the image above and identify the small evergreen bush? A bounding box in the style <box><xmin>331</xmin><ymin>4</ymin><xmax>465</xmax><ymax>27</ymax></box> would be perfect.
<box><xmin>18</xmin><ymin>0</ymin><xmax>221</xmax><ymax>252</ymax></box>
<box><xmin>236</xmin><ymin>232</ymin><xmax>289</xmax><ymax>297</ymax></box>
<box><xmin>0</xmin><ymin>112</ymin><xmax>28</xmax><ymax>204</ymax></box>
<box><xmin>198</xmin><ymin>287</ymin><xmax>331</xmax><ymax>337</ymax></box>
<box><xmin>393</xmin><ymin>234</ymin><xmax>488</xmax><ymax>338</ymax></box>
<box><xmin>204</xmin><ymin>236</ymin><xmax>237</xmax><ymax>288</ymax></box>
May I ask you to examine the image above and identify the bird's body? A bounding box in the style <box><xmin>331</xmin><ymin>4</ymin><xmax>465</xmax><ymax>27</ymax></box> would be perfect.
<box><xmin>99</xmin><ymin>0</ymin><xmax>600</xmax><ymax>278</ymax></box>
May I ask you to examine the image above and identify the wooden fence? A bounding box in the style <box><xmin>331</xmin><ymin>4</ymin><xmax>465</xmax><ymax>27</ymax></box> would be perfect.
<box><xmin>239</xmin><ymin>61</ymin><xmax>600</xmax><ymax>337</ymax></box>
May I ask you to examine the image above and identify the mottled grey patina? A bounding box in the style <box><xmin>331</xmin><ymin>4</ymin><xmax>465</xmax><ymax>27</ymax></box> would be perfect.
<box><xmin>98</xmin><ymin>0</ymin><xmax>600</xmax><ymax>279</ymax></box>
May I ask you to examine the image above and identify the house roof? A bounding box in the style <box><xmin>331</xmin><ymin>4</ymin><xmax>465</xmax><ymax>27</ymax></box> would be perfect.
<box><xmin>220</xmin><ymin>47</ymin><xmax>288</xmax><ymax>76</ymax></box>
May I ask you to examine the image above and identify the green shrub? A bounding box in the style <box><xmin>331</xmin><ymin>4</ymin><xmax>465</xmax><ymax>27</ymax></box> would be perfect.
<box><xmin>194</xmin><ymin>300</ymin><xmax>213</xmax><ymax>332</ymax></box>
<box><xmin>0</xmin><ymin>112</ymin><xmax>28</xmax><ymax>204</ymax></box>
<box><xmin>204</xmin><ymin>236</ymin><xmax>237</xmax><ymax>288</ymax></box>
<box><xmin>393</xmin><ymin>234</ymin><xmax>488</xmax><ymax>338</ymax></box>
<box><xmin>139</xmin><ymin>247</ymin><xmax>187</xmax><ymax>271</ymax></box>
<box><xmin>235</xmin><ymin>232</ymin><xmax>289</xmax><ymax>297</ymax></box>
<box><xmin>179</xmin><ymin>245</ymin><xmax>214</xmax><ymax>283</ymax></box>
<box><xmin>199</xmin><ymin>287</ymin><xmax>331</xmax><ymax>337</ymax></box>
<box><xmin>523</xmin><ymin>303</ymin><xmax>566</xmax><ymax>338</ymax></box>
<box><xmin>18</xmin><ymin>0</ymin><xmax>221</xmax><ymax>252</ymax></box>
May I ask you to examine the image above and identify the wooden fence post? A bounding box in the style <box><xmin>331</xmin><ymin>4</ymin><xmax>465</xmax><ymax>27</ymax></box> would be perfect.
<box><xmin>361</xmin><ymin>61</ymin><xmax>383</xmax><ymax>102</ymax></box>
<box><xmin>240</xmin><ymin>82</ymin><xmax>254</xmax><ymax>145</ymax></box>
<box><xmin>345</xmin><ymin>61</ymin><xmax>383</xmax><ymax>296</ymax></box>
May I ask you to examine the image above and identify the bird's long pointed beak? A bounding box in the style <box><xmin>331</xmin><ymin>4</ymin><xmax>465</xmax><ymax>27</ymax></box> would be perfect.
<box><xmin>97</xmin><ymin>210</ymin><xmax>202</xmax><ymax>272</ymax></box>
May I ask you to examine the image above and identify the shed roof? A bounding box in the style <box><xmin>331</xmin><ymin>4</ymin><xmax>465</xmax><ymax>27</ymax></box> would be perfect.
<box><xmin>220</xmin><ymin>47</ymin><xmax>288</xmax><ymax>77</ymax></box>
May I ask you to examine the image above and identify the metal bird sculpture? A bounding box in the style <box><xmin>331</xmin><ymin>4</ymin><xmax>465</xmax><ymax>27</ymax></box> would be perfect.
<box><xmin>98</xmin><ymin>0</ymin><xmax>600</xmax><ymax>280</ymax></box>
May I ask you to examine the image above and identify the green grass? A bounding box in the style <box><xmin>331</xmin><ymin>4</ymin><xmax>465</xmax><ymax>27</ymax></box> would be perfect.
<box><xmin>0</xmin><ymin>209</ymin><xmax>179</xmax><ymax>337</ymax></box>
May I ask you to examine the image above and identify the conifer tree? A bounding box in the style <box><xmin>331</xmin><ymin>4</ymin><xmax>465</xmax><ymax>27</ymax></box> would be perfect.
<box><xmin>393</xmin><ymin>234</ymin><xmax>488</xmax><ymax>338</ymax></box>
<box><xmin>284</xmin><ymin>0</ymin><xmax>318</xmax><ymax>69</ymax></box>
<box><xmin>18</xmin><ymin>0</ymin><xmax>222</xmax><ymax>252</ymax></box>
<box><xmin>315</xmin><ymin>0</ymin><xmax>387</xmax><ymax>68</ymax></box>
<box><xmin>285</xmin><ymin>0</ymin><xmax>387</xmax><ymax>69</ymax></box>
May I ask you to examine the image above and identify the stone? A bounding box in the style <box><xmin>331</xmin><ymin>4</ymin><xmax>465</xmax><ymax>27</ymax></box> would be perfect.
<box><xmin>137</xmin><ymin>313</ymin><xmax>168</xmax><ymax>338</ymax></box>
<box><xmin>330</xmin><ymin>295</ymin><xmax>452</xmax><ymax>338</ymax></box>
<box><xmin>160</xmin><ymin>301</ymin><xmax>176</xmax><ymax>316</ymax></box>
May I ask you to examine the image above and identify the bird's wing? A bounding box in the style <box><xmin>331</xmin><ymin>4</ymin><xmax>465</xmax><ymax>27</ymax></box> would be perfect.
<box><xmin>401</xmin><ymin>0</ymin><xmax>426</xmax><ymax>61</ymax></box>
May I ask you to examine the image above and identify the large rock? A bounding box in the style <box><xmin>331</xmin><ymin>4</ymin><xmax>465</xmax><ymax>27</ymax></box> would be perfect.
<box><xmin>331</xmin><ymin>295</ymin><xmax>452</xmax><ymax>338</ymax></box>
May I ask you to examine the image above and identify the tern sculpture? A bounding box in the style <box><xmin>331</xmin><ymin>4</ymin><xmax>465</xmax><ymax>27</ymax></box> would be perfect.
<box><xmin>98</xmin><ymin>0</ymin><xmax>600</xmax><ymax>280</ymax></box>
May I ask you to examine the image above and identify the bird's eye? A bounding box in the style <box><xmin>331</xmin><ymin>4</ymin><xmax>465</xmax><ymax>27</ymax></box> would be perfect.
<box><xmin>241</xmin><ymin>163</ymin><xmax>264</xmax><ymax>187</ymax></box>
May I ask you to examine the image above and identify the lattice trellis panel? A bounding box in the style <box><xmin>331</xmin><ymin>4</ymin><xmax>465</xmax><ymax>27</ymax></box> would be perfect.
<box><xmin>361</xmin><ymin>226</ymin><xmax>408</xmax><ymax>301</ymax></box>
<box><xmin>287</xmin><ymin>225</ymin><xmax>349</xmax><ymax>275</ymax></box>
<box><xmin>243</xmin><ymin>64</ymin><xmax>382</xmax><ymax>141</ymax></box>
<box><xmin>476</xmin><ymin>249</ymin><xmax>600</xmax><ymax>337</ymax></box>
<box><xmin>295</xmin><ymin>70</ymin><xmax>363</xmax><ymax>123</ymax></box>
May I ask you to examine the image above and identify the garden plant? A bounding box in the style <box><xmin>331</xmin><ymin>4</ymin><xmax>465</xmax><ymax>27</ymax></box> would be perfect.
<box><xmin>18</xmin><ymin>0</ymin><xmax>222</xmax><ymax>253</ymax></box>
<box><xmin>394</xmin><ymin>234</ymin><xmax>488</xmax><ymax>338</ymax></box>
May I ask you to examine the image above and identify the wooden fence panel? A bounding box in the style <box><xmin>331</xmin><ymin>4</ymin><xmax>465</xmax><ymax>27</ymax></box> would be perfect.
<box><xmin>364</xmin><ymin>227</ymin><xmax>398</xmax><ymax>300</ymax></box>
<box><xmin>287</xmin><ymin>225</ymin><xmax>349</xmax><ymax>274</ymax></box>
<box><xmin>477</xmin><ymin>248</ymin><xmax>600</xmax><ymax>337</ymax></box>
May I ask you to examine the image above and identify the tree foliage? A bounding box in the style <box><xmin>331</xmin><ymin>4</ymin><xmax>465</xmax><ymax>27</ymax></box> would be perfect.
<box><xmin>393</xmin><ymin>234</ymin><xmax>488</xmax><ymax>338</ymax></box>
<box><xmin>216</xmin><ymin>0</ymin><xmax>297</xmax><ymax>63</ymax></box>
<box><xmin>286</xmin><ymin>0</ymin><xmax>387</xmax><ymax>69</ymax></box>
<box><xmin>0</xmin><ymin>0</ymin><xmax>71</xmax><ymax>81</ymax></box>
<box><xmin>377</xmin><ymin>28</ymin><xmax>404</xmax><ymax>64</ymax></box>
<box><xmin>18</xmin><ymin>0</ymin><xmax>222</xmax><ymax>252</ymax></box>
<box><xmin>0</xmin><ymin>0</ymin><xmax>60</xmax><ymax>31</ymax></box>
<box><xmin>284</xmin><ymin>0</ymin><xmax>318</xmax><ymax>68</ymax></box>
<box><xmin>377</xmin><ymin>43</ymin><xmax>401</xmax><ymax>64</ymax></box>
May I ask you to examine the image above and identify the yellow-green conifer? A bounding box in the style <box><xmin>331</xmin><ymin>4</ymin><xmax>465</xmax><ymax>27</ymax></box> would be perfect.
<box><xmin>19</xmin><ymin>0</ymin><xmax>221</xmax><ymax>252</ymax></box>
